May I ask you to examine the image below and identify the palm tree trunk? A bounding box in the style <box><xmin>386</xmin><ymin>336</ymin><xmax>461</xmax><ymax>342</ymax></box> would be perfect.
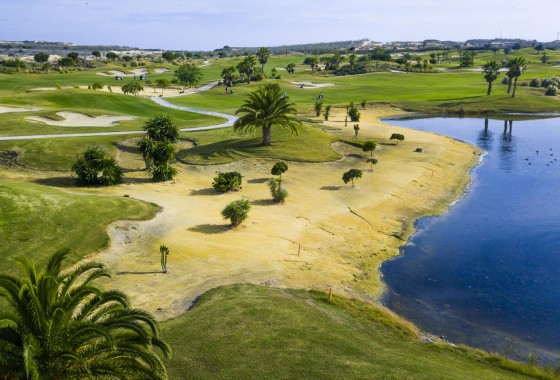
<box><xmin>487</xmin><ymin>82</ymin><xmax>492</xmax><ymax>96</ymax></box>
<box><xmin>512</xmin><ymin>77</ymin><xmax>519</xmax><ymax>98</ymax></box>
<box><xmin>261</xmin><ymin>64</ymin><xmax>265</xmax><ymax>73</ymax></box>
<box><xmin>262</xmin><ymin>125</ymin><xmax>272</xmax><ymax>146</ymax></box>
<box><xmin>507</xmin><ymin>80</ymin><xmax>512</xmax><ymax>94</ymax></box>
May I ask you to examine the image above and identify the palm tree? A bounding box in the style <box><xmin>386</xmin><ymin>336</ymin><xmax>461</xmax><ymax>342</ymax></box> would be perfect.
<box><xmin>0</xmin><ymin>250</ymin><xmax>171</xmax><ymax>379</ymax></box>
<box><xmin>138</xmin><ymin>115</ymin><xmax>179</xmax><ymax>181</ymax></box>
<box><xmin>481</xmin><ymin>61</ymin><xmax>501</xmax><ymax>95</ymax></box>
<box><xmin>256</xmin><ymin>47</ymin><xmax>270</xmax><ymax>73</ymax></box>
<box><xmin>507</xmin><ymin>57</ymin><xmax>527</xmax><ymax>98</ymax></box>
<box><xmin>285</xmin><ymin>63</ymin><xmax>296</xmax><ymax>74</ymax></box>
<box><xmin>221</xmin><ymin>66</ymin><xmax>236</xmax><ymax>87</ymax></box>
<box><xmin>234</xmin><ymin>83</ymin><xmax>301</xmax><ymax>146</ymax></box>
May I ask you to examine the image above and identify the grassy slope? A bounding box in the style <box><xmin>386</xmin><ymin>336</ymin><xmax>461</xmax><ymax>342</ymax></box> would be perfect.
<box><xmin>163</xmin><ymin>284</ymin><xmax>553</xmax><ymax>380</ymax></box>
<box><xmin>0</xmin><ymin>180</ymin><xmax>159</xmax><ymax>270</ymax></box>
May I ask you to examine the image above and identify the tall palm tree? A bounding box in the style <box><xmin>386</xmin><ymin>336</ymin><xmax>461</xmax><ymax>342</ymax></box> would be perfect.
<box><xmin>256</xmin><ymin>47</ymin><xmax>270</xmax><ymax>73</ymax></box>
<box><xmin>0</xmin><ymin>250</ymin><xmax>171</xmax><ymax>379</ymax></box>
<box><xmin>221</xmin><ymin>66</ymin><xmax>236</xmax><ymax>87</ymax></box>
<box><xmin>507</xmin><ymin>57</ymin><xmax>527</xmax><ymax>98</ymax></box>
<box><xmin>285</xmin><ymin>63</ymin><xmax>296</xmax><ymax>74</ymax></box>
<box><xmin>234</xmin><ymin>84</ymin><xmax>301</xmax><ymax>146</ymax></box>
<box><xmin>481</xmin><ymin>61</ymin><xmax>501</xmax><ymax>95</ymax></box>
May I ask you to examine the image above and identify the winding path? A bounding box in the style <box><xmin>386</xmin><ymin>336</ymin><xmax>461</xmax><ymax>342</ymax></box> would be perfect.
<box><xmin>0</xmin><ymin>82</ymin><xmax>237</xmax><ymax>141</ymax></box>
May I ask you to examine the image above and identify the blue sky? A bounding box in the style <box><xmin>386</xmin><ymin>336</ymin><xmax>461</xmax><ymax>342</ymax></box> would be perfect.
<box><xmin>2</xmin><ymin>0</ymin><xmax>559</xmax><ymax>50</ymax></box>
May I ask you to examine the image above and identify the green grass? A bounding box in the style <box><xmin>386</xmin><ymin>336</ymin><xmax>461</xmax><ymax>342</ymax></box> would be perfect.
<box><xmin>0</xmin><ymin>180</ymin><xmax>159</xmax><ymax>270</ymax></box>
<box><xmin>0</xmin><ymin>135</ymin><xmax>133</xmax><ymax>170</ymax></box>
<box><xmin>179</xmin><ymin>123</ymin><xmax>340</xmax><ymax>165</ymax></box>
<box><xmin>0</xmin><ymin>89</ymin><xmax>223</xmax><ymax>136</ymax></box>
<box><xmin>163</xmin><ymin>284</ymin><xmax>554</xmax><ymax>379</ymax></box>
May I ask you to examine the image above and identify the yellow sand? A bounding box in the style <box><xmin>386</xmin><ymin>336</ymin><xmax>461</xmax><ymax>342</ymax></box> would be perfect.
<box><xmin>63</xmin><ymin>105</ymin><xmax>479</xmax><ymax>320</ymax></box>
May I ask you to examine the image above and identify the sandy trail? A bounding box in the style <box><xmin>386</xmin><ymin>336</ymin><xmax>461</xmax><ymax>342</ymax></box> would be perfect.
<box><xmin>76</xmin><ymin>106</ymin><xmax>478</xmax><ymax>320</ymax></box>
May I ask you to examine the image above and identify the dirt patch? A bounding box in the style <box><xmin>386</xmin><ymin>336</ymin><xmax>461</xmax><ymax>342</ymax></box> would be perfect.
<box><xmin>68</xmin><ymin>105</ymin><xmax>480</xmax><ymax>321</ymax></box>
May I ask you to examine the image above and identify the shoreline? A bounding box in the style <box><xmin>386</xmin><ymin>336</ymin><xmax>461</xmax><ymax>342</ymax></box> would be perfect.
<box><xmin>68</xmin><ymin>105</ymin><xmax>482</xmax><ymax>320</ymax></box>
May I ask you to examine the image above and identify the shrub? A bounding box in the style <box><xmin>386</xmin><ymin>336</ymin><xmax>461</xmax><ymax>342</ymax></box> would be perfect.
<box><xmin>222</xmin><ymin>199</ymin><xmax>251</xmax><ymax>226</ymax></box>
<box><xmin>545</xmin><ymin>85</ymin><xmax>558</xmax><ymax>96</ymax></box>
<box><xmin>212</xmin><ymin>171</ymin><xmax>243</xmax><ymax>192</ymax></box>
<box><xmin>415</xmin><ymin>147</ymin><xmax>423</xmax><ymax>152</ymax></box>
<box><xmin>72</xmin><ymin>146</ymin><xmax>123</xmax><ymax>186</ymax></box>
<box><xmin>268</xmin><ymin>179</ymin><xmax>288</xmax><ymax>203</ymax></box>
<box><xmin>314</xmin><ymin>100</ymin><xmax>323</xmax><ymax>117</ymax></box>
<box><xmin>529</xmin><ymin>78</ymin><xmax>540</xmax><ymax>88</ymax></box>
<box><xmin>91</xmin><ymin>81</ymin><xmax>104</xmax><ymax>90</ymax></box>
<box><xmin>348</xmin><ymin>102</ymin><xmax>361</xmax><ymax>122</ymax></box>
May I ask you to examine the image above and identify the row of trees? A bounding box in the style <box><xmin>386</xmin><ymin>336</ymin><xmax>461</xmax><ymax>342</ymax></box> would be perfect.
<box><xmin>482</xmin><ymin>57</ymin><xmax>528</xmax><ymax>97</ymax></box>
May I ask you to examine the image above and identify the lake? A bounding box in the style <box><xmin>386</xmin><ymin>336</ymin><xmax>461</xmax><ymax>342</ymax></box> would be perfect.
<box><xmin>381</xmin><ymin>116</ymin><xmax>560</xmax><ymax>362</ymax></box>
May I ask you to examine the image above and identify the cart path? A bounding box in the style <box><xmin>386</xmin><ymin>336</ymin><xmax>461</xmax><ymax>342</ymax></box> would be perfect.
<box><xmin>0</xmin><ymin>81</ymin><xmax>236</xmax><ymax>141</ymax></box>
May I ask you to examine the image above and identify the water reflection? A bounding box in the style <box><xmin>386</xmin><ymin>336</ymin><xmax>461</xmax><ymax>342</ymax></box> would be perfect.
<box><xmin>381</xmin><ymin>116</ymin><xmax>560</xmax><ymax>363</ymax></box>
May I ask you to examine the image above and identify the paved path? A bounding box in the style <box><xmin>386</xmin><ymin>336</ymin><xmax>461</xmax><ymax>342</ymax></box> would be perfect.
<box><xmin>0</xmin><ymin>82</ymin><xmax>237</xmax><ymax>141</ymax></box>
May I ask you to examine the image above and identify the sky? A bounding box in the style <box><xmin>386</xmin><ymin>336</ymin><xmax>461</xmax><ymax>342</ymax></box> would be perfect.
<box><xmin>2</xmin><ymin>0</ymin><xmax>559</xmax><ymax>50</ymax></box>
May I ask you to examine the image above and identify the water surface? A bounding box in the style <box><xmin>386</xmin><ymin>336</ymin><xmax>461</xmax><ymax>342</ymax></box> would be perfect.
<box><xmin>381</xmin><ymin>116</ymin><xmax>560</xmax><ymax>361</ymax></box>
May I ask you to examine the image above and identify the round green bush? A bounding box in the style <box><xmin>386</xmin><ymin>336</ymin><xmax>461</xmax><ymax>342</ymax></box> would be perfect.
<box><xmin>212</xmin><ymin>171</ymin><xmax>243</xmax><ymax>193</ymax></box>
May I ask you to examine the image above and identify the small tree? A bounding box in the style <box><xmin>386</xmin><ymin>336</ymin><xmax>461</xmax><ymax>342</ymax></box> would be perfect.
<box><xmin>390</xmin><ymin>133</ymin><xmax>405</xmax><ymax>144</ymax></box>
<box><xmin>160</xmin><ymin>245</ymin><xmax>170</xmax><ymax>273</ymax></box>
<box><xmin>323</xmin><ymin>105</ymin><xmax>331</xmax><ymax>121</ymax></box>
<box><xmin>314</xmin><ymin>100</ymin><xmax>323</xmax><ymax>117</ymax></box>
<box><xmin>366</xmin><ymin>158</ymin><xmax>378</xmax><ymax>171</ymax></box>
<box><xmin>353</xmin><ymin>124</ymin><xmax>360</xmax><ymax>138</ymax></box>
<box><xmin>91</xmin><ymin>81</ymin><xmax>104</xmax><ymax>90</ymax></box>
<box><xmin>162</xmin><ymin>51</ymin><xmax>176</xmax><ymax>62</ymax></box>
<box><xmin>174</xmin><ymin>63</ymin><xmax>202</xmax><ymax>89</ymax></box>
<box><xmin>92</xmin><ymin>50</ymin><xmax>101</xmax><ymax>60</ymax></box>
<box><xmin>72</xmin><ymin>146</ymin><xmax>123</xmax><ymax>186</ymax></box>
<box><xmin>362</xmin><ymin>141</ymin><xmax>376</xmax><ymax>156</ymax></box>
<box><xmin>121</xmin><ymin>81</ymin><xmax>144</xmax><ymax>95</ymax></box>
<box><xmin>156</xmin><ymin>78</ymin><xmax>171</xmax><ymax>95</ymax></box>
<box><xmin>106</xmin><ymin>52</ymin><xmax>119</xmax><ymax>61</ymax></box>
<box><xmin>268</xmin><ymin>179</ymin><xmax>288</xmax><ymax>203</ymax></box>
<box><xmin>348</xmin><ymin>102</ymin><xmax>361</xmax><ymax>122</ymax></box>
<box><xmin>361</xmin><ymin>100</ymin><xmax>367</xmax><ymax>109</ymax></box>
<box><xmin>545</xmin><ymin>85</ymin><xmax>558</xmax><ymax>96</ymax></box>
<box><xmin>342</xmin><ymin>169</ymin><xmax>363</xmax><ymax>187</ymax></box>
<box><xmin>271</xmin><ymin>162</ymin><xmax>288</xmax><ymax>190</ymax></box>
<box><xmin>222</xmin><ymin>199</ymin><xmax>251</xmax><ymax>226</ymax></box>
<box><xmin>212</xmin><ymin>171</ymin><xmax>243</xmax><ymax>192</ymax></box>
<box><xmin>33</xmin><ymin>52</ymin><xmax>49</xmax><ymax>63</ymax></box>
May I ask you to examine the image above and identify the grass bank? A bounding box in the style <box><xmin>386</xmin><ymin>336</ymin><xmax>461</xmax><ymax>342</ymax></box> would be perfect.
<box><xmin>162</xmin><ymin>284</ymin><xmax>554</xmax><ymax>379</ymax></box>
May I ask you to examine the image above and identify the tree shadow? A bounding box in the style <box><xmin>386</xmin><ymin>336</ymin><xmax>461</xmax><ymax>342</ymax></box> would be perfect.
<box><xmin>117</xmin><ymin>270</ymin><xmax>162</xmax><ymax>275</ymax></box>
<box><xmin>175</xmin><ymin>137</ymin><xmax>264</xmax><ymax>164</ymax></box>
<box><xmin>122</xmin><ymin>177</ymin><xmax>153</xmax><ymax>184</ymax></box>
<box><xmin>247</xmin><ymin>177</ymin><xmax>270</xmax><ymax>184</ymax></box>
<box><xmin>190</xmin><ymin>188</ymin><xmax>220</xmax><ymax>196</ymax></box>
<box><xmin>320</xmin><ymin>186</ymin><xmax>341</xmax><ymax>191</ymax></box>
<box><xmin>33</xmin><ymin>177</ymin><xmax>76</xmax><ymax>188</ymax></box>
<box><xmin>347</xmin><ymin>153</ymin><xmax>364</xmax><ymax>159</ymax></box>
<box><xmin>188</xmin><ymin>224</ymin><xmax>230</xmax><ymax>234</ymax></box>
<box><xmin>114</xmin><ymin>141</ymin><xmax>140</xmax><ymax>154</ymax></box>
<box><xmin>252</xmin><ymin>199</ymin><xmax>273</xmax><ymax>206</ymax></box>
